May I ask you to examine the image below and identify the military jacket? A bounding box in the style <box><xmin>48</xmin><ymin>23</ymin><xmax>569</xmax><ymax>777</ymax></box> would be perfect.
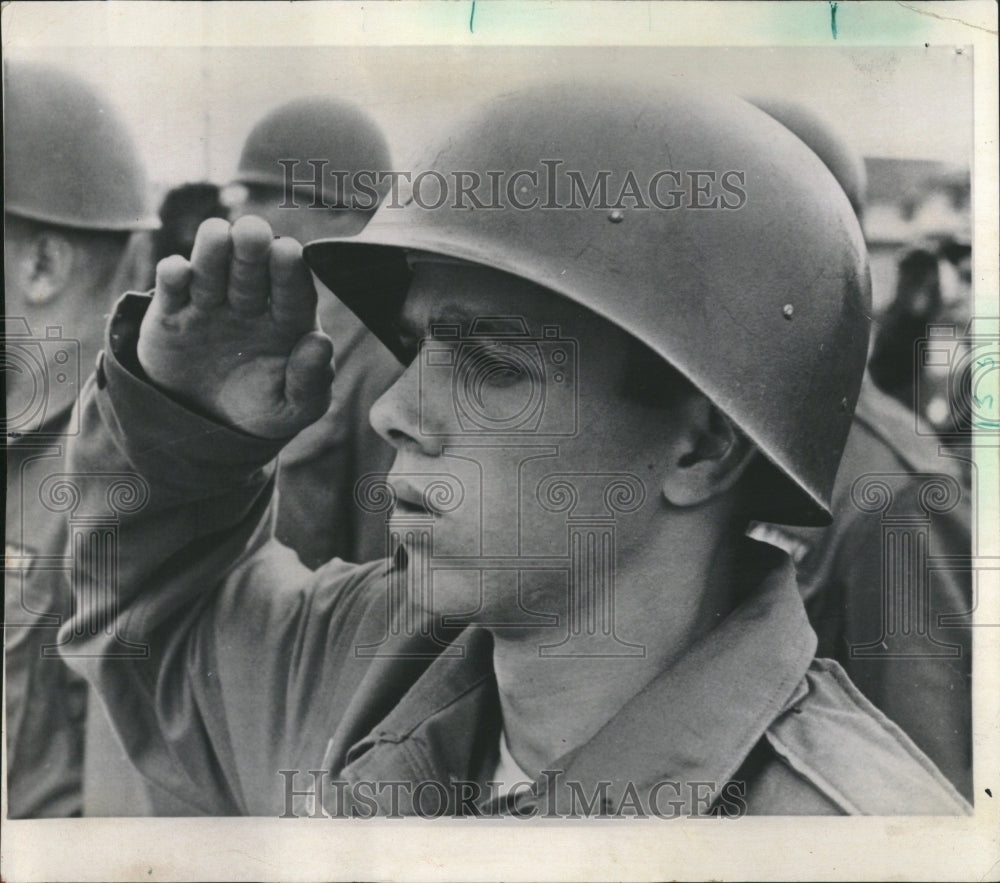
<box><xmin>59</xmin><ymin>296</ymin><xmax>970</xmax><ymax>817</ymax></box>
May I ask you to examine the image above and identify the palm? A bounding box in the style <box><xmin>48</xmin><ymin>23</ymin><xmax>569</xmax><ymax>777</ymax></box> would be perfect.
<box><xmin>137</xmin><ymin>217</ymin><xmax>334</xmax><ymax>439</ymax></box>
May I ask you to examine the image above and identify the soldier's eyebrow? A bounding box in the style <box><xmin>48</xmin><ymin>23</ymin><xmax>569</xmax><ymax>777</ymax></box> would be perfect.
<box><xmin>391</xmin><ymin>302</ymin><xmax>469</xmax><ymax>361</ymax></box>
<box><xmin>397</xmin><ymin>303</ymin><xmax>477</xmax><ymax>342</ymax></box>
<box><xmin>428</xmin><ymin>305</ymin><xmax>485</xmax><ymax>338</ymax></box>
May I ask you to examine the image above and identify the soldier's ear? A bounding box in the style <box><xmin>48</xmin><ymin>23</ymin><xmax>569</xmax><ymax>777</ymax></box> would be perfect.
<box><xmin>660</xmin><ymin>395</ymin><xmax>757</xmax><ymax>508</ymax></box>
<box><xmin>22</xmin><ymin>230</ymin><xmax>75</xmax><ymax>306</ymax></box>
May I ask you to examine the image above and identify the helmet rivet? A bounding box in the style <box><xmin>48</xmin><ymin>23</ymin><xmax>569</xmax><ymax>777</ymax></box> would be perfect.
<box><xmin>608</xmin><ymin>210</ymin><xmax>625</xmax><ymax>223</ymax></box>
<box><xmin>782</xmin><ymin>304</ymin><xmax>795</xmax><ymax>320</ymax></box>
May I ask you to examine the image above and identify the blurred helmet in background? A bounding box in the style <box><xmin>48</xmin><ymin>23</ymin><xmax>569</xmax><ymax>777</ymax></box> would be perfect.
<box><xmin>748</xmin><ymin>96</ymin><xmax>868</xmax><ymax>221</ymax></box>
<box><xmin>3</xmin><ymin>60</ymin><xmax>158</xmax><ymax>231</ymax></box>
<box><xmin>230</xmin><ymin>96</ymin><xmax>391</xmax><ymax>208</ymax></box>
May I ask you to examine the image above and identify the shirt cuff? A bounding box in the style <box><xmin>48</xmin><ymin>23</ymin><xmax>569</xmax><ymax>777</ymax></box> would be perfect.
<box><xmin>95</xmin><ymin>292</ymin><xmax>288</xmax><ymax>494</ymax></box>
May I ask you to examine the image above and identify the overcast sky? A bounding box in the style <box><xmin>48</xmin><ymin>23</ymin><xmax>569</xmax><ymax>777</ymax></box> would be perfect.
<box><xmin>5</xmin><ymin>45</ymin><xmax>973</xmax><ymax>191</ymax></box>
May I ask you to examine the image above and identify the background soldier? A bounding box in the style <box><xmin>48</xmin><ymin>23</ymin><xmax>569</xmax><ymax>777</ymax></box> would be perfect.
<box><xmin>3</xmin><ymin>60</ymin><xmax>158</xmax><ymax>817</ymax></box>
<box><xmin>154</xmin><ymin>182</ymin><xmax>230</xmax><ymax>265</ymax></box>
<box><xmin>224</xmin><ymin>97</ymin><xmax>402</xmax><ymax>569</ymax></box>
<box><xmin>747</xmin><ymin>99</ymin><xmax>972</xmax><ymax>799</ymax></box>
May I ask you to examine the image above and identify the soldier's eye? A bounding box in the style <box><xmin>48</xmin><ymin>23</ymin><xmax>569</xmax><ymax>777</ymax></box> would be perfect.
<box><xmin>464</xmin><ymin>342</ymin><xmax>531</xmax><ymax>389</ymax></box>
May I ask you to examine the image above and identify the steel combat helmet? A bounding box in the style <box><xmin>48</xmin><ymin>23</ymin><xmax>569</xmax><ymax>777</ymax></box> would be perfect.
<box><xmin>748</xmin><ymin>97</ymin><xmax>868</xmax><ymax>220</ymax></box>
<box><xmin>3</xmin><ymin>61</ymin><xmax>158</xmax><ymax>231</ymax></box>
<box><xmin>303</xmin><ymin>81</ymin><xmax>872</xmax><ymax>526</ymax></box>
<box><xmin>232</xmin><ymin>96</ymin><xmax>391</xmax><ymax>207</ymax></box>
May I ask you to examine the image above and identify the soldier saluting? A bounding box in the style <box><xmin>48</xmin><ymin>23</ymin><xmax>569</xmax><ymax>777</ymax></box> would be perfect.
<box><xmin>62</xmin><ymin>81</ymin><xmax>968</xmax><ymax>815</ymax></box>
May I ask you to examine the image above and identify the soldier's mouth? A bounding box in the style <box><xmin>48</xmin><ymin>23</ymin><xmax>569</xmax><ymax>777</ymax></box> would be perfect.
<box><xmin>388</xmin><ymin>478</ymin><xmax>435</xmax><ymax>516</ymax></box>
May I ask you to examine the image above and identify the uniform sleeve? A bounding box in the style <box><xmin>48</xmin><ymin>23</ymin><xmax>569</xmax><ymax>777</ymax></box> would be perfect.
<box><xmin>763</xmin><ymin>660</ymin><xmax>970</xmax><ymax>815</ymax></box>
<box><xmin>828</xmin><ymin>483</ymin><xmax>972</xmax><ymax>801</ymax></box>
<box><xmin>58</xmin><ymin>293</ymin><xmax>386</xmax><ymax>815</ymax></box>
<box><xmin>4</xmin><ymin>545</ymin><xmax>88</xmax><ymax>818</ymax></box>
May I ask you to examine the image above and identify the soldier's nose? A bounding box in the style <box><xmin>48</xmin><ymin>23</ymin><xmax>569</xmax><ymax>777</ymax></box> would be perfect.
<box><xmin>369</xmin><ymin>366</ymin><xmax>439</xmax><ymax>455</ymax></box>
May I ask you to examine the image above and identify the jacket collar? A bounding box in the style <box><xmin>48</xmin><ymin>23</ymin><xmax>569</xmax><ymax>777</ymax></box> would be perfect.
<box><xmin>549</xmin><ymin>541</ymin><xmax>816</xmax><ymax>815</ymax></box>
<box><xmin>334</xmin><ymin>541</ymin><xmax>817</xmax><ymax>816</ymax></box>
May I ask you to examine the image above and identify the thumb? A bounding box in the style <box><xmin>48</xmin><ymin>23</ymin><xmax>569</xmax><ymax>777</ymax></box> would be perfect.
<box><xmin>285</xmin><ymin>331</ymin><xmax>335</xmax><ymax>419</ymax></box>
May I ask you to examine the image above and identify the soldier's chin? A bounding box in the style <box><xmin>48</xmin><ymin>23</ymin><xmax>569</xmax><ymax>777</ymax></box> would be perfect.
<box><xmin>389</xmin><ymin>544</ymin><xmax>566</xmax><ymax>630</ymax></box>
<box><xmin>388</xmin><ymin>544</ymin><xmax>474</xmax><ymax>619</ymax></box>
<box><xmin>428</xmin><ymin>571</ymin><xmax>487</xmax><ymax>622</ymax></box>
<box><xmin>431</xmin><ymin>570</ymin><xmax>566</xmax><ymax>636</ymax></box>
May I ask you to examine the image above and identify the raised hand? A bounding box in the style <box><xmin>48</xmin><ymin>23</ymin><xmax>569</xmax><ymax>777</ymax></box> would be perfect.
<box><xmin>136</xmin><ymin>216</ymin><xmax>334</xmax><ymax>439</ymax></box>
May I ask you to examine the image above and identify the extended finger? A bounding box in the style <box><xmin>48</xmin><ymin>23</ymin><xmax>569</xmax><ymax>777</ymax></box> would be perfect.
<box><xmin>153</xmin><ymin>255</ymin><xmax>193</xmax><ymax>314</ymax></box>
<box><xmin>227</xmin><ymin>215</ymin><xmax>274</xmax><ymax>315</ymax></box>
<box><xmin>269</xmin><ymin>236</ymin><xmax>318</xmax><ymax>331</ymax></box>
<box><xmin>189</xmin><ymin>218</ymin><xmax>232</xmax><ymax>310</ymax></box>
